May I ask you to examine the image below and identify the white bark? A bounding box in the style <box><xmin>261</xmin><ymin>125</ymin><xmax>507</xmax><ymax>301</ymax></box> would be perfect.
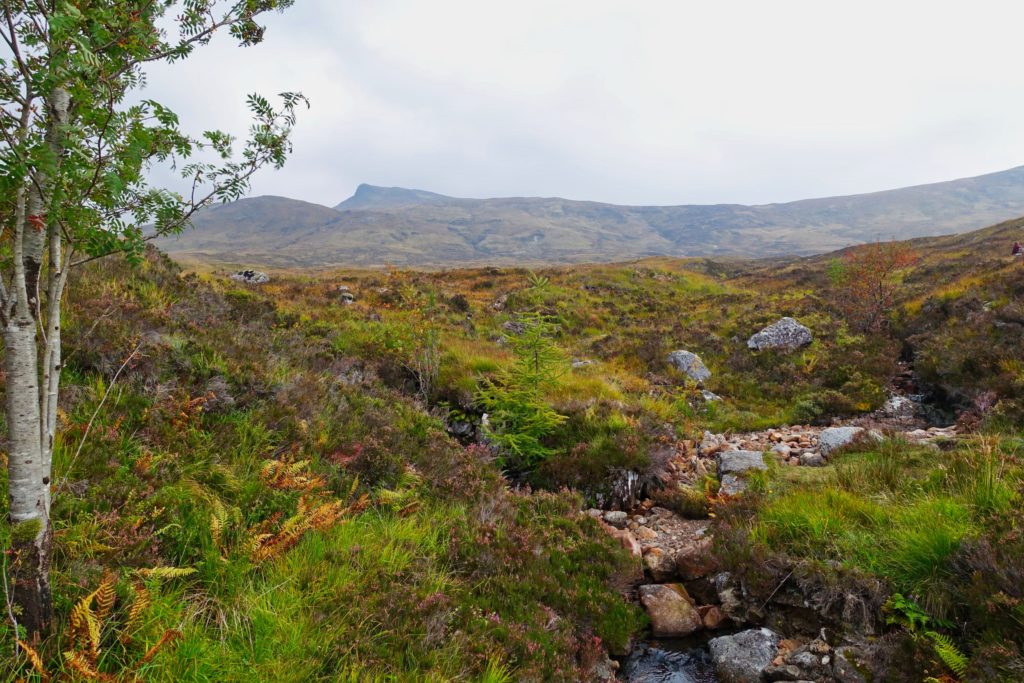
<box><xmin>5</xmin><ymin>317</ymin><xmax>45</xmax><ymax>525</ymax></box>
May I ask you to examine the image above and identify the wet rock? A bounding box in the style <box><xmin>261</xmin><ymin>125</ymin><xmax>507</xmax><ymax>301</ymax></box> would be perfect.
<box><xmin>708</xmin><ymin>628</ymin><xmax>781</xmax><ymax>683</ymax></box>
<box><xmin>832</xmin><ymin>649</ymin><xmax>867</xmax><ymax>683</ymax></box>
<box><xmin>818</xmin><ymin>426</ymin><xmax>864</xmax><ymax>456</ymax></box>
<box><xmin>639</xmin><ymin>584</ymin><xmax>704</xmax><ymax>637</ymax></box>
<box><xmin>747</xmin><ymin>317</ymin><xmax>812</xmax><ymax>352</ymax></box>
<box><xmin>879</xmin><ymin>395</ymin><xmax>917</xmax><ymax>419</ymax></box>
<box><xmin>699</xmin><ymin>605</ymin><xmax>729</xmax><ymax>630</ymax></box>
<box><xmin>229</xmin><ymin>269</ymin><xmax>269</xmax><ymax>285</ymax></box>
<box><xmin>667</xmin><ymin>350</ymin><xmax>711</xmax><ymax>384</ymax></box>
<box><xmin>622</xmin><ymin>645</ymin><xmax>697</xmax><ymax>683</ymax></box>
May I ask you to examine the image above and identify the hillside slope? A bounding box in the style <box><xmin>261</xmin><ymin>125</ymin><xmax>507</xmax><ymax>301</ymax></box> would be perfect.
<box><xmin>159</xmin><ymin>166</ymin><xmax>1024</xmax><ymax>267</ymax></box>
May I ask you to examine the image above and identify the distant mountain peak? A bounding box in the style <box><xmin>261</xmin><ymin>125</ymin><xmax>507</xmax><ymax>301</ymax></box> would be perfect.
<box><xmin>335</xmin><ymin>184</ymin><xmax>453</xmax><ymax>210</ymax></box>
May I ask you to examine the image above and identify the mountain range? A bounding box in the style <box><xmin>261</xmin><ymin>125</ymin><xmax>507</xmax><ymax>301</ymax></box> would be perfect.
<box><xmin>158</xmin><ymin>165</ymin><xmax>1024</xmax><ymax>268</ymax></box>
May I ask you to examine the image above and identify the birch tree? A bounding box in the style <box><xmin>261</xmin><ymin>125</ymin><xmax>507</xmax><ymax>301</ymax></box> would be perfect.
<box><xmin>0</xmin><ymin>0</ymin><xmax>303</xmax><ymax>636</ymax></box>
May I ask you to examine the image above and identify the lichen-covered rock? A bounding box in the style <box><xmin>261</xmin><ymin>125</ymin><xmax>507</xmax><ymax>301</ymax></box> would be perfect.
<box><xmin>667</xmin><ymin>350</ymin><xmax>711</xmax><ymax>383</ymax></box>
<box><xmin>229</xmin><ymin>269</ymin><xmax>270</xmax><ymax>285</ymax></box>
<box><xmin>747</xmin><ymin>317</ymin><xmax>812</xmax><ymax>351</ymax></box>
<box><xmin>708</xmin><ymin>628</ymin><xmax>781</xmax><ymax>683</ymax></box>
<box><xmin>638</xmin><ymin>584</ymin><xmax>704</xmax><ymax>637</ymax></box>
<box><xmin>818</xmin><ymin>426</ymin><xmax>864</xmax><ymax>456</ymax></box>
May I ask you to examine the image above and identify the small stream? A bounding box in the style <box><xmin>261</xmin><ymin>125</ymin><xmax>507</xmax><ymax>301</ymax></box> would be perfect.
<box><xmin>621</xmin><ymin>636</ymin><xmax>719</xmax><ymax>683</ymax></box>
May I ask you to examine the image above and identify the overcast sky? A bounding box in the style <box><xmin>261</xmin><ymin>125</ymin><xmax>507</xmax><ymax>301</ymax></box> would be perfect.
<box><xmin>144</xmin><ymin>0</ymin><xmax>1024</xmax><ymax>207</ymax></box>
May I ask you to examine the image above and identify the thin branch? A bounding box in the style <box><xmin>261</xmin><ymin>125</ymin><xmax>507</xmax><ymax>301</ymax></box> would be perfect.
<box><xmin>54</xmin><ymin>341</ymin><xmax>144</xmax><ymax>496</ymax></box>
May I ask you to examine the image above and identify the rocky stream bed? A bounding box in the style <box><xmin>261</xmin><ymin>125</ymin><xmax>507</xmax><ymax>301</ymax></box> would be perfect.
<box><xmin>587</xmin><ymin>402</ymin><xmax>959</xmax><ymax>683</ymax></box>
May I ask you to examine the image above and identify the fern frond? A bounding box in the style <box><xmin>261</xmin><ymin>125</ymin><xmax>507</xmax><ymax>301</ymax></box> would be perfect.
<box><xmin>926</xmin><ymin>631</ymin><xmax>968</xmax><ymax>679</ymax></box>
<box><xmin>16</xmin><ymin>639</ymin><xmax>48</xmax><ymax>680</ymax></box>
<box><xmin>93</xmin><ymin>573</ymin><xmax>117</xmax><ymax>623</ymax></box>
<box><xmin>63</xmin><ymin>650</ymin><xmax>99</xmax><ymax>678</ymax></box>
<box><xmin>121</xmin><ymin>580</ymin><xmax>151</xmax><ymax>643</ymax></box>
<box><xmin>136</xmin><ymin>566</ymin><xmax>196</xmax><ymax>580</ymax></box>
<box><xmin>137</xmin><ymin>629</ymin><xmax>183</xmax><ymax>665</ymax></box>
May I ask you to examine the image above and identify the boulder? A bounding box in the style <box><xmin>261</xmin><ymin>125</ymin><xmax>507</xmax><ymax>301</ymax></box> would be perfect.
<box><xmin>799</xmin><ymin>452</ymin><xmax>825</xmax><ymax>467</ymax></box>
<box><xmin>229</xmin><ymin>269</ymin><xmax>269</xmax><ymax>285</ymax></box>
<box><xmin>708</xmin><ymin>628</ymin><xmax>782</xmax><ymax>683</ymax></box>
<box><xmin>667</xmin><ymin>350</ymin><xmax>711</xmax><ymax>383</ymax></box>
<box><xmin>673</xmin><ymin>537</ymin><xmax>717</xmax><ymax>580</ymax></box>
<box><xmin>747</xmin><ymin>317</ymin><xmax>812</xmax><ymax>352</ymax></box>
<box><xmin>699</xmin><ymin>605</ymin><xmax>729</xmax><ymax>630</ymax></box>
<box><xmin>603</xmin><ymin>510</ymin><xmax>629</xmax><ymax>528</ymax></box>
<box><xmin>642</xmin><ymin>547</ymin><xmax>677</xmax><ymax>582</ymax></box>
<box><xmin>339</xmin><ymin>291</ymin><xmax>356</xmax><ymax>304</ymax></box>
<box><xmin>719</xmin><ymin>474</ymin><xmax>746</xmax><ymax>496</ymax></box>
<box><xmin>718</xmin><ymin>450</ymin><xmax>767</xmax><ymax>476</ymax></box>
<box><xmin>638</xmin><ymin>584</ymin><xmax>704</xmax><ymax>637</ymax></box>
<box><xmin>818</xmin><ymin>426</ymin><xmax>864</xmax><ymax>456</ymax></box>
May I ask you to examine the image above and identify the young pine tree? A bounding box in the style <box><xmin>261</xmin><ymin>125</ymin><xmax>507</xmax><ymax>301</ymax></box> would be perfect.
<box><xmin>0</xmin><ymin>0</ymin><xmax>304</xmax><ymax>635</ymax></box>
<box><xmin>477</xmin><ymin>312</ymin><xmax>566</xmax><ymax>468</ymax></box>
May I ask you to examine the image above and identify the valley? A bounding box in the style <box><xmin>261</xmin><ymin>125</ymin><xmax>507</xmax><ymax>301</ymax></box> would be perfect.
<box><xmin>4</xmin><ymin>215</ymin><xmax>1022</xmax><ymax>680</ymax></box>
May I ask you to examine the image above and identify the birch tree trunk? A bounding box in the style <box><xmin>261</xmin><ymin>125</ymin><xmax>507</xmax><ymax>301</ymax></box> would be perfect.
<box><xmin>4</xmin><ymin>87</ymin><xmax>68</xmax><ymax>636</ymax></box>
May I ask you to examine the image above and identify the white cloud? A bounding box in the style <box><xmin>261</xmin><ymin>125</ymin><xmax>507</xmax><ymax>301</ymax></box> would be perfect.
<box><xmin>142</xmin><ymin>0</ymin><xmax>1024</xmax><ymax>207</ymax></box>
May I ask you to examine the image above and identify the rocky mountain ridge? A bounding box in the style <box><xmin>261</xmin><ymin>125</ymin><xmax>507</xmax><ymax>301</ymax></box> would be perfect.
<box><xmin>158</xmin><ymin>165</ymin><xmax>1024</xmax><ymax>267</ymax></box>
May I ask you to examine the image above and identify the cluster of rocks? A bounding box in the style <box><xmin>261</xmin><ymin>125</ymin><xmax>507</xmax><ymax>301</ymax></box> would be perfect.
<box><xmin>698</xmin><ymin>424</ymin><xmax>885</xmax><ymax>474</ymax></box>
<box><xmin>708</xmin><ymin>628</ymin><xmax>866</xmax><ymax>683</ymax></box>
<box><xmin>229</xmin><ymin>269</ymin><xmax>270</xmax><ymax>285</ymax></box>
<box><xmin>665</xmin><ymin>317</ymin><xmax>812</xmax><ymax>395</ymax></box>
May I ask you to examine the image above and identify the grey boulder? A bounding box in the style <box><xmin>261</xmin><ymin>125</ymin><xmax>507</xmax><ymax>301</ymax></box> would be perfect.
<box><xmin>747</xmin><ymin>317</ymin><xmax>812</xmax><ymax>352</ymax></box>
<box><xmin>818</xmin><ymin>426</ymin><xmax>865</xmax><ymax>456</ymax></box>
<box><xmin>708</xmin><ymin>628</ymin><xmax>781</xmax><ymax>683</ymax></box>
<box><xmin>667</xmin><ymin>350</ymin><xmax>711</xmax><ymax>383</ymax></box>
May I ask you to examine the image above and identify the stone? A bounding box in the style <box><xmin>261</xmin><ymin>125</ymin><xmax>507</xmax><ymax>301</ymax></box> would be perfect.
<box><xmin>638</xmin><ymin>584</ymin><xmax>703</xmax><ymax>637</ymax></box>
<box><xmin>880</xmin><ymin>395</ymin><xmax>917</xmax><ymax>419</ymax></box>
<box><xmin>699</xmin><ymin>604</ymin><xmax>728</xmax><ymax>630</ymax></box>
<box><xmin>229</xmin><ymin>269</ymin><xmax>269</xmax><ymax>285</ymax></box>
<box><xmin>339</xmin><ymin>291</ymin><xmax>356</xmax><ymax>304</ymax></box>
<box><xmin>667</xmin><ymin>350</ymin><xmax>711</xmax><ymax>384</ymax></box>
<box><xmin>708</xmin><ymin>628</ymin><xmax>782</xmax><ymax>683</ymax></box>
<box><xmin>831</xmin><ymin>649</ymin><xmax>867</xmax><ymax>683</ymax></box>
<box><xmin>747</xmin><ymin>317</ymin><xmax>813</xmax><ymax>352</ymax></box>
<box><xmin>818</xmin><ymin>426</ymin><xmax>864</xmax><ymax>456</ymax></box>
<box><xmin>799</xmin><ymin>452</ymin><xmax>825</xmax><ymax>467</ymax></box>
<box><xmin>674</xmin><ymin>538</ymin><xmax>717</xmax><ymax>580</ymax></box>
<box><xmin>642</xmin><ymin>547</ymin><xmax>677</xmax><ymax>582</ymax></box>
<box><xmin>771</xmin><ymin>443</ymin><xmax>791</xmax><ymax>458</ymax></box>
<box><xmin>572</xmin><ymin>359</ymin><xmax>595</xmax><ymax>369</ymax></box>
<box><xmin>600</xmin><ymin>521</ymin><xmax>642</xmax><ymax>557</ymax></box>
<box><xmin>719</xmin><ymin>474</ymin><xmax>746</xmax><ymax>496</ymax></box>
<box><xmin>762</xmin><ymin>664</ymin><xmax>804</xmax><ymax>681</ymax></box>
<box><xmin>501</xmin><ymin>320</ymin><xmax>525</xmax><ymax>335</ymax></box>
<box><xmin>718</xmin><ymin>450</ymin><xmax>767</xmax><ymax>475</ymax></box>
<box><xmin>702</xmin><ymin>389</ymin><xmax>722</xmax><ymax>402</ymax></box>
<box><xmin>603</xmin><ymin>510</ymin><xmax>628</xmax><ymax>528</ymax></box>
<box><xmin>636</xmin><ymin>526</ymin><xmax>658</xmax><ymax>542</ymax></box>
